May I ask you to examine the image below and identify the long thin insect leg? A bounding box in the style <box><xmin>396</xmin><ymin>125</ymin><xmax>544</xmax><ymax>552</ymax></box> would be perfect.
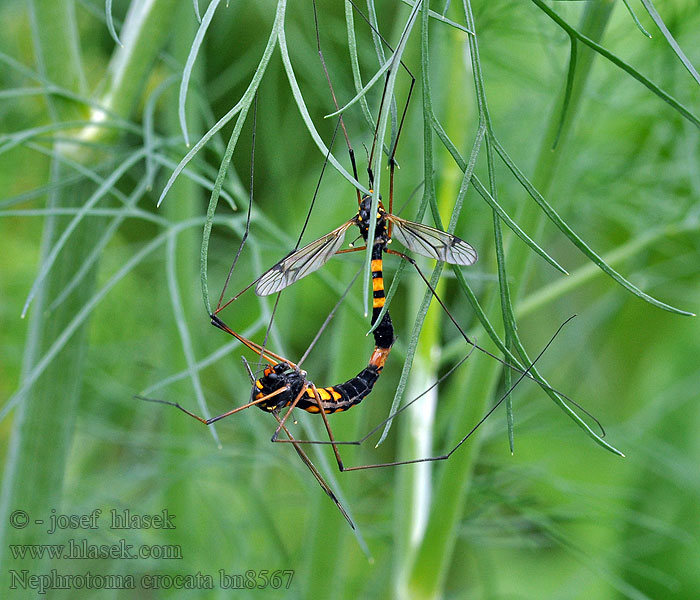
<box><xmin>385</xmin><ymin>249</ymin><xmax>551</xmax><ymax>387</ymax></box>
<box><xmin>335</xmin><ymin>245</ymin><xmax>367</xmax><ymax>255</ymax></box>
<box><xmin>271</xmin><ymin>383</ymin><xmax>309</xmax><ymax>442</ymax></box>
<box><xmin>387</xmin><ymin>70</ymin><xmax>415</xmax><ymax>169</ymax></box>
<box><xmin>308</xmin><ymin>383</ymin><xmax>347</xmax><ymax>471</ymax></box>
<box><xmin>297</xmin><ymin>266</ymin><xmax>364</xmax><ymax>367</ymax></box>
<box><xmin>213</xmin><ymin>277</ymin><xmax>260</xmax><ymax>314</ymax></box>
<box><xmin>268</xmin><ymin>348</ymin><xmax>476</xmax><ymax>451</ymax></box>
<box><xmin>214</xmin><ymin>76</ymin><xmax>345</xmax><ymax>314</ymax></box>
<box><xmin>269</xmin><ymin>381</ymin><xmax>351</xmax><ymax>471</ymax></box>
<box><xmin>312</xmin><ymin>0</ymin><xmax>361</xmax><ymax>204</ymax></box>
<box><xmin>386</xmin><ymin>56</ymin><xmax>415</xmax><ymax>221</ymax></box>
<box><xmin>332</xmin><ymin>316</ymin><xmax>573</xmax><ymax>470</ymax></box>
<box><xmin>136</xmin><ymin>385</ymin><xmax>291</xmax><ymax>426</ymax></box>
<box><xmin>388</xmin><ymin>159</ymin><xmax>395</xmax><ymax>238</ymax></box>
<box><xmin>269</xmin><ymin>383</ymin><xmax>355</xmax><ymax>467</ymax></box>
<box><xmin>265</xmin><ymin>316</ymin><xmax>567</xmax><ymax>463</ymax></box>
<box><xmin>384</xmin><ymin>249</ymin><xmax>603</xmax><ymax>431</ymax></box>
<box><xmin>272</xmin><ymin>413</ymin><xmax>355</xmax><ymax>530</ymax></box>
<box><xmin>210</xmin><ymin>313</ymin><xmax>298</xmax><ymax>368</ymax></box>
<box><xmin>353</xmin><ymin>7</ymin><xmax>414</xmax><ymax>185</ymax></box>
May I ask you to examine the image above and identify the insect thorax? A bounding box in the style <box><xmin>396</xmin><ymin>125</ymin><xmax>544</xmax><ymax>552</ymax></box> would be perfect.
<box><xmin>252</xmin><ymin>362</ymin><xmax>306</xmax><ymax>412</ymax></box>
<box><xmin>356</xmin><ymin>194</ymin><xmax>389</xmax><ymax>245</ymax></box>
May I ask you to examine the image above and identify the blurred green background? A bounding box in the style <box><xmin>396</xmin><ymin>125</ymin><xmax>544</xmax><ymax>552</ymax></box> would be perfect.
<box><xmin>1</xmin><ymin>0</ymin><xmax>699</xmax><ymax>598</ymax></box>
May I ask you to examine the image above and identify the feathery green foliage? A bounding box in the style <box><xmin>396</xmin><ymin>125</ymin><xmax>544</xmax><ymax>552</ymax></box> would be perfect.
<box><xmin>1</xmin><ymin>0</ymin><xmax>699</xmax><ymax>598</ymax></box>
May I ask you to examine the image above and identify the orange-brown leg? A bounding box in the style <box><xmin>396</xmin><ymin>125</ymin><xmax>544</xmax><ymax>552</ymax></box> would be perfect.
<box><xmin>137</xmin><ymin>385</ymin><xmax>291</xmax><ymax>426</ymax></box>
<box><xmin>271</xmin><ymin>383</ymin><xmax>309</xmax><ymax>442</ymax></box>
<box><xmin>272</xmin><ymin>412</ymin><xmax>355</xmax><ymax>530</ymax></box>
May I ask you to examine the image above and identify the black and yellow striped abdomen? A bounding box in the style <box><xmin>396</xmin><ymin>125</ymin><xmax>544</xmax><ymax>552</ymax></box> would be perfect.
<box><xmin>253</xmin><ymin>364</ymin><xmax>382</xmax><ymax>415</ymax></box>
<box><xmin>370</xmin><ymin>243</ymin><xmax>394</xmax><ymax>350</ymax></box>
<box><xmin>300</xmin><ymin>364</ymin><xmax>382</xmax><ymax>414</ymax></box>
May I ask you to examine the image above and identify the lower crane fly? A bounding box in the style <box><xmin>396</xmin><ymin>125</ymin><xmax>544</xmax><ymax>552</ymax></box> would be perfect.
<box><xmin>141</xmin><ymin>307</ymin><xmax>571</xmax><ymax>531</ymax></box>
<box><xmin>144</xmin><ymin>304</ymin><xmax>572</xmax><ymax>529</ymax></box>
<box><xmin>142</xmin><ymin>294</ymin><xmax>394</xmax><ymax>531</ymax></box>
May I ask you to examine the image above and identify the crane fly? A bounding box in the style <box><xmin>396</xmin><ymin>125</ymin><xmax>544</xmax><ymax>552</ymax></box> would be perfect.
<box><xmin>253</xmin><ymin>193</ymin><xmax>478</xmax><ymax>297</ymax></box>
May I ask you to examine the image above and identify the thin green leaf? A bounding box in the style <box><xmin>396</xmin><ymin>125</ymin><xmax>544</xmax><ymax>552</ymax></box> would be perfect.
<box><xmin>484</xmin><ymin>134</ymin><xmax>517</xmax><ymax>454</ymax></box>
<box><xmin>105</xmin><ymin>0</ymin><xmax>123</xmax><ymax>46</ymax></box>
<box><xmin>639</xmin><ymin>0</ymin><xmax>700</xmax><ymax>85</ymax></box>
<box><xmin>0</xmin><ymin>120</ymin><xmax>140</xmax><ymax>156</ymax></box>
<box><xmin>278</xmin><ymin>14</ymin><xmax>369</xmax><ymax>194</ymax></box>
<box><xmin>622</xmin><ymin>0</ymin><xmax>652</xmax><ymax>38</ymax></box>
<box><xmin>2</xmin><ymin>224</ymin><xmax>192</xmax><ymax>422</ymax></box>
<box><xmin>517</xmin><ymin>220</ymin><xmax>699</xmax><ymax>319</ymax></box>
<box><xmin>179</xmin><ymin>0</ymin><xmax>222</xmax><ymax>146</ymax></box>
<box><xmin>492</xmin><ymin>136</ymin><xmax>695</xmax><ymax>317</ymax></box>
<box><xmin>472</xmin><ymin>173</ymin><xmax>567</xmax><ymax>274</ymax></box>
<box><xmin>21</xmin><ymin>148</ymin><xmax>147</xmax><ymax>318</ymax></box>
<box><xmin>399</xmin><ymin>0</ymin><xmax>474</xmax><ymax>35</ymax></box>
<box><xmin>552</xmin><ymin>35</ymin><xmax>577</xmax><ymax>150</ymax></box>
<box><xmin>377</xmin><ymin>0</ymin><xmax>457</xmax><ymax>445</ymax></box>
<box><xmin>510</xmin><ymin>331</ymin><xmax>624</xmax><ymax>457</ymax></box>
<box><xmin>140</xmin><ymin>316</ymin><xmax>268</xmax><ymax>396</ymax></box>
<box><xmin>343</xmin><ymin>0</ymin><xmax>392</xmax><ymax>158</ymax></box>
<box><xmin>531</xmin><ymin>0</ymin><xmax>700</xmax><ymax>130</ymax></box>
<box><xmin>159</xmin><ymin>0</ymin><xmax>283</xmax><ymax>207</ymax></box>
<box><xmin>363</xmin><ymin>0</ymin><xmax>399</xmax><ymax>146</ymax></box>
<box><xmin>49</xmin><ymin>180</ymin><xmax>151</xmax><ymax>311</ymax></box>
<box><xmin>166</xmin><ymin>234</ymin><xmax>221</xmax><ymax>446</ymax></box>
<box><xmin>144</xmin><ymin>75</ymin><xmax>178</xmax><ymax>190</ymax></box>
<box><xmin>199</xmin><ymin>105</ymin><xmax>252</xmax><ymax>313</ymax></box>
<box><xmin>322</xmin><ymin>50</ymin><xmax>394</xmax><ymax>120</ymax></box>
<box><xmin>344</xmin><ymin>1</ymin><xmax>379</xmax><ymax>133</ymax></box>
<box><xmin>360</xmin><ymin>0</ymin><xmax>421</xmax><ymax>316</ymax></box>
<box><xmin>156</xmin><ymin>153</ymin><xmax>236</xmax><ymax>207</ymax></box>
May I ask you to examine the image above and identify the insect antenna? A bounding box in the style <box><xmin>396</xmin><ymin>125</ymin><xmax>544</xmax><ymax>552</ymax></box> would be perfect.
<box><xmin>240</xmin><ymin>356</ymin><xmax>256</xmax><ymax>384</ymax></box>
<box><xmin>135</xmin><ymin>385</ymin><xmax>292</xmax><ymax>427</ymax></box>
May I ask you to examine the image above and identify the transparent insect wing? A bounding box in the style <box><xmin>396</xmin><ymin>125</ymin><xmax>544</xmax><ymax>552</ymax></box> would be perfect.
<box><xmin>255</xmin><ymin>221</ymin><xmax>354</xmax><ymax>296</ymax></box>
<box><xmin>388</xmin><ymin>215</ymin><xmax>478</xmax><ymax>265</ymax></box>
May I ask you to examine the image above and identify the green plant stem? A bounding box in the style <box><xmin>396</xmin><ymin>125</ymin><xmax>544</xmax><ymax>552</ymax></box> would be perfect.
<box><xmin>0</xmin><ymin>0</ymin><xmax>178</xmax><ymax>585</ymax></box>
<box><xmin>406</xmin><ymin>2</ymin><xmax>616</xmax><ymax>598</ymax></box>
<box><xmin>439</xmin><ymin>218</ymin><xmax>698</xmax><ymax>366</ymax></box>
<box><xmin>394</xmin><ymin>13</ymin><xmax>468</xmax><ymax>594</ymax></box>
<box><xmin>517</xmin><ymin>221</ymin><xmax>697</xmax><ymax>318</ymax></box>
<box><xmin>160</xmin><ymin>1</ymin><xmax>211</xmax><ymax>563</ymax></box>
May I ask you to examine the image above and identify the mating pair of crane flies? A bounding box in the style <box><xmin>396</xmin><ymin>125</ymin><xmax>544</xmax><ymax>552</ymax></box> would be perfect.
<box><xmin>147</xmin><ymin>305</ymin><xmax>571</xmax><ymax>532</ymax></box>
<box><xmin>145</xmin><ymin>2</ymin><xmax>589</xmax><ymax>532</ymax></box>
